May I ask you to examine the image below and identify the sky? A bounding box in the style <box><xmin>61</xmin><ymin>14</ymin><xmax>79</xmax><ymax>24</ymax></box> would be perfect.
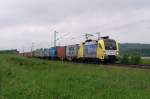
<box><xmin>0</xmin><ymin>0</ymin><xmax>150</xmax><ymax>51</ymax></box>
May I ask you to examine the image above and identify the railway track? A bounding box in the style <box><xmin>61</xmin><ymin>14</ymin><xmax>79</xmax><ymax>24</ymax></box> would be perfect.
<box><xmin>33</xmin><ymin>57</ymin><xmax>150</xmax><ymax>69</ymax></box>
<box><xmin>100</xmin><ymin>63</ymin><xmax>150</xmax><ymax>69</ymax></box>
<box><xmin>106</xmin><ymin>64</ymin><xmax>150</xmax><ymax>69</ymax></box>
<box><xmin>68</xmin><ymin>61</ymin><xmax>150</xmax><ymax>69</ymax></box>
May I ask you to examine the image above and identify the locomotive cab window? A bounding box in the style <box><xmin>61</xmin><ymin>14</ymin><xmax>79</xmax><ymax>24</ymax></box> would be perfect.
<box><xmin>104</xmin><ymin>39</ymin><xmax>117</xmax><ymax>50</ymax></box>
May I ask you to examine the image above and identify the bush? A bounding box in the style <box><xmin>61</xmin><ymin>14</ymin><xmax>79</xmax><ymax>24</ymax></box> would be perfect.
<box><xmin>130</xmin><ymin>53</ymin><xmax>141</xmax><ymax>65</ymax></box>
<box><xmin>120</xmin><ymin>54</ymin><xmax>130</xmax><ymax>64</ymax></box>
<box><xmin>120</xmin><ymin>53</ymin><xmax>141</xmax><ymax>65</ymax></box>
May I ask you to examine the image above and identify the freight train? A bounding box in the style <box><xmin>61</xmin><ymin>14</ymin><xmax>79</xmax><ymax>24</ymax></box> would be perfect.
<box><xmin>23</xmin><ymin>36</ymin><xmax>119</xmax><ymax>63</ymax></box>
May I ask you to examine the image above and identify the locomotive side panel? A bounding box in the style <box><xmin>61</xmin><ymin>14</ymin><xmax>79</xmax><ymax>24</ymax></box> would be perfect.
<box><xmin>77</xmin><ymin>43</ymin><xmax>84</xmax><ymax>58</ymax></box>
<box><xmin>84</xmin><ymin>44</ymin><xmax>97</xmax><ymax>58</ymax></box>
<box><xmin>84</xmin><ymin>41</ymin><xmax>97</xmax><ymax>58</ymax></box>
<box><xmin>97</xmin><ymin>40</ymin><xmax>105</xmax><ymax>60</ymax></box>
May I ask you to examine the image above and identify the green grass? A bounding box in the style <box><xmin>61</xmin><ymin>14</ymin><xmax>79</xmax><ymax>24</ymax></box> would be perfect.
<box><xmin>141</xmin><ymin>59</ymin><xmax>150</xmax><ymax>65</ymax></box>
<box><xmin>1</xmin><ymin>54</ymin><xmax>150</xmax><ymax>99</ymax></box>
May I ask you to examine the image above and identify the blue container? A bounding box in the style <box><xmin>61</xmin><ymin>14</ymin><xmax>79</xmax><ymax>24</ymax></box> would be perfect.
<box><xmin>50</xmin><ymin>47</ymin><xmax>57</xmax><ymax>59</ymax></box>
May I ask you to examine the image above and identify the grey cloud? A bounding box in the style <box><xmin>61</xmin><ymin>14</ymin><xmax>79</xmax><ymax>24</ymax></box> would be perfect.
<box><xmin>0</xmin><ymin>0</ymin><xmax>150</xmax><ymax>51</ymax></box>
<box><xmin>1</xmin><ymin>0</ymin><xmax>149</xmax><ymax>27</ymax></box>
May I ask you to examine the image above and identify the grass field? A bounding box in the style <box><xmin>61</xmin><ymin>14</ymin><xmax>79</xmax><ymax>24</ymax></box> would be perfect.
<box><xmin>141</xmin><ymin>59</ymin><xmax>150</xmax><ymax>65</ymax></box>
<box><xmin>1</xmin><ymin>54</ymin><xmax>150</xmax><ymax>99</ymax></box>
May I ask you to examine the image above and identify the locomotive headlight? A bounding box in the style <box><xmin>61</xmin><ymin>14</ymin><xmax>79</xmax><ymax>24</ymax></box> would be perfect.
<box><xmin>116</xmin><ymin>51</ymin><xmax>119</xmax><ymax>55</ymax></box>
<box><xmin>117</xmin><ymin>52</ymin><xmax>119</xmax><ymax>55</ymax></box>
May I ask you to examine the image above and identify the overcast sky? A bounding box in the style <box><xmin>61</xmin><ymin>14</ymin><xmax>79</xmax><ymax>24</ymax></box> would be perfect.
<box><xmin>0</xmin><ymin>0</ymin><xmax>150</xmax><ymax>51</ymax></box>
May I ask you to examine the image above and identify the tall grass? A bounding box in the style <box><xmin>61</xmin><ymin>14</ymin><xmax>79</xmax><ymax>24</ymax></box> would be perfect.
<box><xmin>0</xmin><ymin>54</ymin><xmax>150</xmax><ymax>99</ymax></box>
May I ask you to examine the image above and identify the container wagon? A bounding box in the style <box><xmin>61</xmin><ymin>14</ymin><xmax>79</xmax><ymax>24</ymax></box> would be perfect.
<box><xmin>43</xmin><ymin>48</ymin><xmax>50</xmax><ymax>59</ymax></box>
<box><xmin>66</xmin><ymin>44</ymin><xmax>79</xmax><ymax>61</ymax></box>
<box><xmin>50</xmin><ymin>47</ymin><xmax>57</xmax><ymax>60</ymax></box>
<box><xmin>21</xmin><ymin>52</ymin><xmax>33</xmax><ymax>57</ymax></box>
<box><xmin>57</xmin><ymin>46</ymin><xmax>66</xmax><ymax>60</ymax></box>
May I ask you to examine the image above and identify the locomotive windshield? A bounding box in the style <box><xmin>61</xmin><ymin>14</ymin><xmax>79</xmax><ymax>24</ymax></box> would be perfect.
<box><xmin>104</xmin><ymin>39</ymin><xmax>117</xmax><ymax>50</ymax></box>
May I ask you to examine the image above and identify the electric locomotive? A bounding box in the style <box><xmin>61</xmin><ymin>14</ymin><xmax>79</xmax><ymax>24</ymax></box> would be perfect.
<box><xmin>77</xmin><ymin>36</ymin><xmax>119</xmax><ymax>63</ymax></box>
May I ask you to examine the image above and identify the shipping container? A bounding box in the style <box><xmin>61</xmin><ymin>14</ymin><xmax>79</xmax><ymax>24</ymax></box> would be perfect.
<box><xmin>33</xmin><ymin>50</ymin><xmax>37</xmax><ymax>57</ymax></box>
<box><xmin>34</xmin><ymin>49</ymin><xmax>41</xmax><ymax>57</ymax></box>
<box><xmin>21</xmin><ymin>52</ymin><xmax>32</xmax><ymax>57</ymax></box>
<box><xmin>39</xmin><ymin>48</ymin><xmax>44</xmax><ymax>57</ymax></box>
<box><xmin>50</xmin><ymin>47</ymin><xmax>57</xmax><ymax>59</ymax></box>
<box><xmin>57</xmin><ymin>46</ymin><xmax>66</xmax><ymax>60</ymax></box>
<box><xmin>33</xmin><ymin>48</ymin><xmax>49</xmax><ymax>58</ymax></box>
<box><xmin>84</xmin><ymin>41</ymin><xmax>97</xmax><ymax>58</ymax></box>
<box><xmin>66</xmin><ymin>44</ymin><xmax>79</xmax><ymax>60</ymax></box>
<box><xmin>43</xmin><ymin>48</ymin><xmax>50</xmax><ymax>58</ymax></box>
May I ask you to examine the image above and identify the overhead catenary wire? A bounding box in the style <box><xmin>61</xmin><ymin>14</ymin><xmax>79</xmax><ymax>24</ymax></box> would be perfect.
<box><xmin>60</xmin><ymin>35</ymin><xmax>84</xmax><ymax>46</ymax></box>
<box><xmin>22</xmin><ymin>31</ymin><xmax>102</xmax><ymax>52</ymax></box>
<box><xmin>53</xmin><ymin>32</ymin><xmax>83</xmax><ymax>45</ymax></box>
